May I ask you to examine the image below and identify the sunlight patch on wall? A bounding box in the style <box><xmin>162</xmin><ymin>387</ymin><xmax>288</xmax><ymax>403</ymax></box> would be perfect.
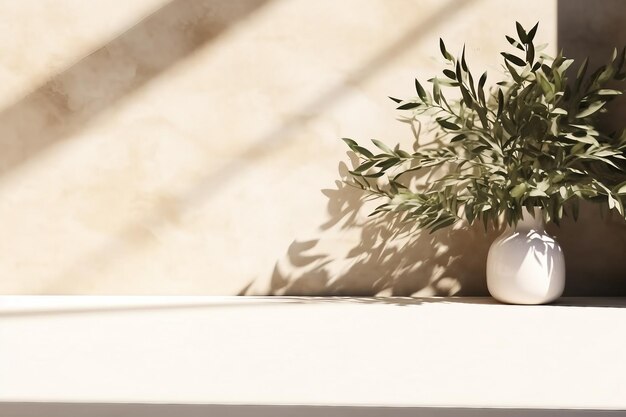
<box><xmin>0</xmin><ymin>0</ymin><xmax>560</xmax><ymax>294</ymax></box>
<box><xmin>0</xmin><ymin>0</ymin><xmax>170</xmax><ymax>108</ymax></box>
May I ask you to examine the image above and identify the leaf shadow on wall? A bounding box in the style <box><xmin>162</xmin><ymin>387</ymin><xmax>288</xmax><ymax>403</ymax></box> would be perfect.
<box><xmin>242</xmin><ymin>159</ymin><xmax>500</xmax><ymax>297</ymax></box>
<box><xmin>240</xmin><ymin>1</ymin><xmax>626</xmax><ymax>297</ymax></box>
<box><xmin>36</xmin><ymin>0</ymin><xmax>482</xmax><ymax>294</ymax></box>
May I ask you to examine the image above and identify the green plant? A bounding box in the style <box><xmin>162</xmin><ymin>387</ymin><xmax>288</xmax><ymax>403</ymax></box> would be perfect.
<box><xmin>343</xmin><ymin>22</ymin><xmax>626</xmax><ymax>233</ymax></box>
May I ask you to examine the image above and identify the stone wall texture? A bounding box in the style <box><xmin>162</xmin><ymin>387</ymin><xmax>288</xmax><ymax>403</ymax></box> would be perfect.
<box><xmin>0</xmin><ymin>0</ymin><xmax>624</xmax><ymax>295</ymax></box>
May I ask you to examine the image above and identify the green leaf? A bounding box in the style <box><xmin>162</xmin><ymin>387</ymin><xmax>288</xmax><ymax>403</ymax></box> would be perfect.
<box><xmin>437</xmin><ymin>119</ymin><xmax>461</xmax><ymax>130</ymax></box>
<box><xmin>439</xmin><ymin>38</ymin><xmax>454</xmax><ymax>61</ymax></box>
<box><xmin>597</xmin><ymin>64</ymin><xmax>617</xmax><ymax>84</ymax></box>
<box><xmin>577</xmin><ymin>154</ymin><xmax>621</xmax><ymax>170</ymax></box>
<box><xmin>510</xmin><ymin>183</ymin><xmax>528</xmax><ymax>198</ymax></box>
<box><xmin>443</xmin><ymin>69</ymin><xmax>456</xmax><ymax>79</ymax></box>
<box><xmin>342</xmin><ymin>138</ymin><xmax>358</xmax><ymax>147</ymax></box>
<box><xmin>557</xmin><ymin>59</ymin><xmax>574</xmax><ymax>75</ymax></box>
<box><xmin>375</xmin><ymin>158</ymin><xmax>401</xmax><ymax>170</ymax></box>
<box><xmin>432</xmin><ymin>78</ymin><xmax>441</xmax><ymax>104</ymax></box>
<box><xmin>576</xmin><ymin>101</ymin><xmax>605</xmax><ymax>118</ymax></box>
<box><xmin>505</xmin><ymin>60</ymin><xmax>522</xmax><ymax>83</ymax></box>
<box><xmin>471</xmin><ymin>144</ymin><xmax>490</xmax><ymax>154</ymax></box>
<box><xmin>415</xmin><ymin>79</ymin><xmax>427</xmax><ymax>101</ymax></box>
<box><xmin>455</xmin><ymin>60</ymin><xmax>463</xmax><ymax>82</ymax></box>
<box><xmin>460</xmin><ymin>84</ymin><xmax>473</xmax><ymax>107</ymax></box>
<box><xmin>461</xmin><ymin>45</ymin><xmax>468</xmax><ymax>71</ymax></box>
<box><xmin>467</xmin><ymin>69</ymin><xmax>476</xmax><ymax>97</ymax></box>
<box><xmin>502</xmin><ymin>135</ymin><xmax>518</xmax><ymax>150</ymax></box>
<box><xmin>392</xmin><ymin>165</ymin><xmax>424</xmax><ymax>182</ymax></box>
<box><xmin>516</xmin><ymin>22</ymin><xmax>528</xmax><ymax>43</ymax></box>
<box><xmin>476</xmin><ymin>106</ymin><xmax>489</xmax><ymax>129</ymax></box>
<box><xmin>526</xmin><ymin>41</ymin><xmax>535</xmax><ymax>64</ymax></box>
<box><xmin>501</xmin><ymin>115</ymin><xmax>516</xmax><ymax>135</ymax></box>
<box><xmin>595</xmin><ymin>89</ymin><xmax>622</xmax><ymax>96</ymax></box>
<box><xmin>536</xmin><ymin>71</ymin><xmax>554</xmax><ymax>99</ymax></box>
<box><xmin>501</xmin><ymin>52</ymin><xmax>526</xmax><ymax>67</ymax></box>
<box><xmin>497</xmin><ymin>89</ymin><xmax>504</xmax><ymax>118</ymax></box>
<box><xmin>354</xmin><ymin>160</ymin><xmax>377</xmax><ymax>172</ymax></box>
<box><xmin>529</xmin><ymin>189</ymin><xmax>548</xmax><ymax>197</ymax></box>
<box><xmin>353</xmin><ymin>146</ymin><xmax>374</xmax><ymax>159</ymax></box>
<box><xmin>505</xmin><ymin>35</ymin><xmax>524</xmax><ymax>51</ymax></box>
<box><xmin>388</xmin><ymin>96</ymin><xmax>402</xmax><ymax>103</ymax></box>
<box><xmin>397</xmin><ymin>102</ymin><xmax>421</xmax><ymax>110</ymax></box>
<box><xmin>478</xmin><ymin>71</ymin><xmax>487</xmax><ymax>105</ymax></box>
<box><xmin>615</xmin><ymin>181</ymin><xmax>626</xmax><ymax>195</ymax></box>
<box><xmin>527</xmin><ymin>22</ymin><xmax>539</xmax><ymax>42</ymax></box>
<box><xmin>607</xmin><ymin>192</ymin><xmax>623</xmax><ymax>214</ymax></box>
<box><xmin>616</xmin><ymin>198</ymin><xmax>624</xmax><ymax>216</ymax></box>
<box><xmin>371</xmin><ymin>139</ymin><xmax>394</xmax><ymax>155</ymax></box>
<box><xmin>428</xmin><ymin>77</ymin><xmax>459</xmax><ymax>87</ymax></box>
<box><xmin>478</xmin><ymin>71</ymin><xmax>487</xmax><ymax>90</ymax></box>
<box><xmin>396</xmin><ymin>149</ymin><xmax>411</xmax><ymax>158</ymax></box>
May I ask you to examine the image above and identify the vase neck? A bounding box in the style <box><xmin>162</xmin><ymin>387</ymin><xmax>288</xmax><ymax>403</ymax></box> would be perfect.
<box><xmin>514</xmin><ymin>207</ymin><xmax>545</xmax><ymax>232</ymax></box>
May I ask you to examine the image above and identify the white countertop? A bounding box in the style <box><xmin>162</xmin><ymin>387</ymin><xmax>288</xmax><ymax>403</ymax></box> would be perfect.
<box><xmin>1</xmin><ymin>296</ymin><xmax>625</xmax><ymax>415</ymax></box>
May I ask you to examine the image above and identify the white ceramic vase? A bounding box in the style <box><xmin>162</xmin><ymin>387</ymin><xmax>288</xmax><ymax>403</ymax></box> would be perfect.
<box><xmin>486</xmin><ymin>208</ymin><xmax>565</xmax><ymax>304</ymax></box>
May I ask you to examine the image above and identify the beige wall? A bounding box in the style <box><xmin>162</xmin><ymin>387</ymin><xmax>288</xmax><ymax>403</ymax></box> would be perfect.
<box><xmin>0</xmin><ymin>0</ymin><xmax>624</xmax><ymax>295</ymax></box>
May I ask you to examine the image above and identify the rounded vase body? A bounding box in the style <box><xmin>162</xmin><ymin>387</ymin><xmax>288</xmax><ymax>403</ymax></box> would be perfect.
<box><xmin>486</xmin><ymin>208</ymin><xmax>565</xmax><ymax>304</ymax></box>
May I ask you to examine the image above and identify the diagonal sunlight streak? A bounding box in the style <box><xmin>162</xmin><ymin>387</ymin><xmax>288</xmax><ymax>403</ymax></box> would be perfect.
<box><xmin>186</xmin><ymin>0</ymin><xmax>480</xmax><ymax>206</ymax></box>
<box><xmin>0</xmin><ymin>298</ymin><xmax>307</xmax><ymax>318</ymax></box>
<box><xmin>0</xmin><ymin>0</ymin><xmax>271</xmax><ymax>180</ymax></box>
<box><xmin>47</xmin><ymin>0</ymin><xmax>480</xmax><ymax>292</ymax></box>
<box><xmin>0</xmin><ymin>0</ymin><xmax>171</xmax><ymax>108</ymax></box>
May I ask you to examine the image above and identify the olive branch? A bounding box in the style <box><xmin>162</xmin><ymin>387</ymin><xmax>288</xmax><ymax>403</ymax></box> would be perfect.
<box><xmin>343</xmin><ymin>22</ymin><xmax>626</xmax><ymax>233</ymax></box>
